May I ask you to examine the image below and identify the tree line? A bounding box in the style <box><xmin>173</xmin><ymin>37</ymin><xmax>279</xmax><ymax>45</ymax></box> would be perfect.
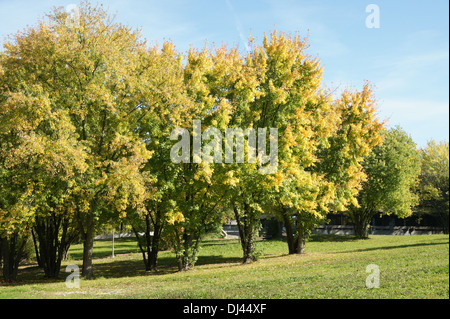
<box><xmin>0</xmin><ymin>2</ymin><xmax>448</xmax><ymax>282</ymax></box>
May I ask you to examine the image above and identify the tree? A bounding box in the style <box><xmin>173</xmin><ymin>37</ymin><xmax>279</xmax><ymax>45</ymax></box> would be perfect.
<box><xmin>187</xmin><ymin>39</ymin><xmax>268</xmax><ymax>264</ymax></box>
<box><xmin>0</xmin><ymin>187</ymin><xmax>34</xmax><ymax>281</ymax></box>
<box><xmin>347</xmin><ymin>126</ymin><xmax>421</xmax><ymax>238</ymax></box>
<box><xmin>269</xmin><ymin>81</ymin><xmax>384</xmax><ymax>254</ymax></box>
<box><xmin>417</xmin><ymin>140</ymin><xmax>449</xmax><ymax>233</ymax></box>
<box><xmin>225</xmin><ymin>31</ymin><xmax>327</xmax><ymax>261</ymax></box>
<box><xmin>126</xmin><ymin>40</ymin><xmax>192</xmax><ymax>271</ymax></box>
<box><xmin>166</xmin><ymin>45</ymin><xmax>234</xmax><ymax>271</ymax></box>
<box><xmin>0</xmin><ymin>128</ymin><xmax>37</xmax><ymax>281</ymax></box>
<box><xmin>0</xmin><ymin>2</ymin><xmax>152</xmax><ymax>279</ymax></box>
<box><xmin>0</xmin><ymin>37</ymin><xmax>88</xmax><ymax>280</ymax></box>
<box><xmin>225</xmin><ymin>31</ymin><xmax>384</xmax><ymax>256</ymax></box>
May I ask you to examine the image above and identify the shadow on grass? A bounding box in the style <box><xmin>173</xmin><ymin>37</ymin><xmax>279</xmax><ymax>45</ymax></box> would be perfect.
<box><xmin>195</xmin><ymin>255</ymin><xmax>243</xmax><ymax>266</ymax></box>
<box><xmin>66</xmin><ymin>235</ymin><xmax>360</xmax><ymax>261</ymax></box>
<box><xmin>308</xmin><ymin>234</ymin><xmax>360</xmax><ymax>242</ymax></box>
<box><xmin>1</xmin><ymin>251</ymin><xmax>244</xmax><ymax>286</ymax></box>
<box><xmin>92</xmin><ymin>254</ymin><xmax>244</xmax><ymax>279</ymax></box>
<box><xmin>260</xmin><ymin>234</ymin><xmax>361</xmax><ymax>243</ymax></box>
<box><xmin>0</xmin><ymin>264</ymin><xmax>64</xmax><ymax>287</ymax></box>
<box><xmin>67</xmin><ymin>237</ymin><xmax>142</xmax><ymax>260</ymax></box>
<box><xmin>200</xmin><ymin>239</ymin><xmax>241</xmax><ymax>247</ymax></box>
<box><xmin>335</xmin><ymin>241</ymin><xmax>448</xmax><ymax>254</ymax></box>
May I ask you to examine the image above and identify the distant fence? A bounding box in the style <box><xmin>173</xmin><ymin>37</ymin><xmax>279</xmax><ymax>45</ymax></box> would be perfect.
<box><xmin>94</xmin><ymin>232</ymin><xmax>152</xmax><ymax>240</ymax></box>
<box><xmin>312</xmin><ymin>225</ymin><xmax>446</xmax><ymax>235</ymax></box>
<box><xmin>94</xmin><ymin>225</ymin><xmax>446</xmax><ymax>241</ymax></box>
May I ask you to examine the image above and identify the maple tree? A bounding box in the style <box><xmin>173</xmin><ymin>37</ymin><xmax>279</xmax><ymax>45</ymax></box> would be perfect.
<box><xmin>347</xmin><ymin>126</ymin><xmax>421</xmax><ymax>238</ymax></box>
<box><xmin>0</xmin><ymin>2</ymin><xmax>152</xmax><ymax>279</ymax></box>
<box><xmin>224</xmin><ymin>32</ymin><xmax>384</xmax><ymax>257</ymax></box>
<box><xmin>164</xmin><ymin>46</ymin><xmax>236</xmax><ymax>271</ymax></box>
<box><xmin>417</xmin><ymin>140</ymin><xmax>449</xmax><ymax>233</ymax></box>
<box><xmin>125</xmin><ymin>40</ymin><xmax>195</xmax><ymax>271</ymax></box>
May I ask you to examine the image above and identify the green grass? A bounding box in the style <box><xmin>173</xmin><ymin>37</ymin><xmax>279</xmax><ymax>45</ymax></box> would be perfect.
<box><xmin>0</xmin><ymin>234</ymin><xmax>448</xmax><ymax>299</ymax></box>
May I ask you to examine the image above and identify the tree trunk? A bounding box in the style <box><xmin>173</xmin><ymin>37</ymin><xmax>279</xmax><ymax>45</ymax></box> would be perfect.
<box><xmin>352</xmin><ymin>209</ymin><xmax>373</xmax><ymax>239</ymax></box>
<box><xmin>282</xmin><ymin>208</ymin><xmax>295</xmax><ymax>254</ymax></box>
<box><xmin>148</xmin><ymin>223</ymin><xmax>162</xmax><ymax>271</ymax></box>
<box><xmin>176</xmin><ymin>254</ymin><xmax>183</xmax><ymax>272</ymax></box>
<box><xmin>81</xmin><ymin>212</ymin><xmax>94</xmax><ymax>279</ymax></box>
<box><xmin>132</xmin><ymin>225</ymin><xmax>149</xmax><ymax>270</ymax></box>
<box><xmin>242</xmin><ymin>235</ymin><xmax>256</xmax><ymax>263</ymax></box>
<box><xmin>180</xmin><ymin>232</ymin><xmax>194</xmax><ymax>271</ymax></box>
<box><xmin>174</xmin><ymin>230</ymin><xmax>201</xmax><ymax>271</ymax></box>
<box><xmin>437</xmin><ymin>211</ymin><xmax>449</xmax><ymax>234</ymax></box>
<box><xmin>34</xmin><ymin>215</ymin><xmax>75</xmax><ymax>278</ymax></box>
<box><xmin>35</xmin><ymin>216</ymin><xmax>56</xmax><ymax>278</ymax></box>
<box><xmin>148</xmin><ymin>249</ymin><xmax>158</xmax><ymax>271</ymax></box>
<box><xmin>133</xmin><ymin>209</ymin><xmax>165</xmax><ymax>272</ymax></box>
<box><xmin>0</xmin><ymin>237</ymin><xmax>9</xmax><ymax>281</ymax></box>
<box><xmin>0</xmin><ymin>239</ymin><xmax>2</xmax><ymax>270</ymax></box>
<box><xmin>181</xmin><ymin>254</ymin><xmax>190</xmax><ymax>271</ymax></box>
<box><xmin>295</xmin><ymin>221</ymin><xmax>305</xmax><ymax>254</ymax></box>
<box><xmin>234</xmin><ymin>204</ymin><xmax>257</xmax><ymax>263</ymax></box>
<box><xmin>283</xmin><ymin>210</ymin><xmax>309</xmax><ymax>254</ymax></box>
<box><xmin>354</xmin><ymin>222</ymin><xmax>369</xmax><ymax>239</ymax></box>
<box><xmin>31</xmin><ymin>229</ymin><xmax>42</xmax><ymax>268</ymax></box>
<box><xmin>75</xmin><ymin>206</ymin><xmax>95</xmax><ymax>279</ymax></box>
<box><xmin>1</xmin><ymin>235</ymin><xmax>27</xmax><ymax>282</ymax></box>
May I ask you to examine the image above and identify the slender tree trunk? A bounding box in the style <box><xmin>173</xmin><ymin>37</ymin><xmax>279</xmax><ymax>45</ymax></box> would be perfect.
<box><xmin>35</xmin><ymin>216</ymin><xmax>53</xmax><ymax>277</ymax></box>
<box><xmin>81</xmin><ymin>212</ymin><xmax>94</xmax><ymax>279</ymax></box>
<box><xmin>1</xmin><ymin>235</ymin><xmax>27</xmax><ymax>282</ymax></box>
<box><xmin>0</xmin><ymin>239</ymin><xmax>2</xmax><ymax>271</ymax></box>
<box><xmin>0</xmin><ymin>237</ymin><xmax>8</xmax><ymax>281</ymax></box>
<box><xmin>144</xmin><ymin>214</ymin><xmax>152</xmax><ymax>268</ymax></box>
<box><xmin>148</xmin><ymin>221</ymin><xmax>162</xmax><ymax>271</ymax></box>
<box><xmin>282</xmin><ymin>208</ymin><xmax>295</xmax><ymax>254</ymax></box>
<box><xmin>295</xmin><ymin>220</ymin><xmax>305</xmax><ymax>254</ymax></box>
<box><xmin>133</xmin><ymin>208</ymin><xmax>166</xmax><ymax>272</ymax></box>
<box><xmin>133</xmin><ymin>210</ymin><xmax>165</xmax><ymax>271</ymax></box>
<box><xmin>172</xmin><ymin>227</ymin><xmax>184</xmax><ymax>272</ymax></box>
<box><xmin>176</xmin><ymin>254</ymin><xmax>183</xmax><ymax>272</ymax></box>
<box><xmin>34</xmin><ymin>215</ymin><xmax>74</xmax><ymax>278</ymax></box>
<box><xmin>234</xmin><ymin>204</ymin><xmax>257</xmax><ymax>263</ymax></box>
<box><xmin>148</xmin><ymin>246</ymin><xmax>158</xmax><ymax>271</ymax></box>
<box><xmin>54</xmin><ymin>219</ymin><xmax>71</xmax><ymax>278</ymax></box>
<box><xmin>181</xmin><ymin>232</ymin><xmax>194</xmax><ymax>271</ymax></box>
<box><xmin>31</xmin><ymin>229</ymin><xmax>42</xmax><ymax>268</ymax></box>
<box><xmin>132</xmin><ymin>225</ymin><xmax>149</xmax><ymax>270</ymax></box>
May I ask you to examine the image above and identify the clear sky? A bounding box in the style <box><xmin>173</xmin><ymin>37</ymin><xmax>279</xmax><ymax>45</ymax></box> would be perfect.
<box><xmin>0</xmin><ymin>0</ymin><xmax>448</xmax><ymax>147</ymax></box>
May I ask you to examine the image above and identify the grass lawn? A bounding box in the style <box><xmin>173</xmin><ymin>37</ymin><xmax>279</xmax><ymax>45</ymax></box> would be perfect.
<box><xmin>0</xmin><ymin>234</ymin><xmax>448</xmax><ymax>299</ymax></box>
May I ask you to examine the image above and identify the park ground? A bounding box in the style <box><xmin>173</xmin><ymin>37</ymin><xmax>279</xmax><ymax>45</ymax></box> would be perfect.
<box><xmin>0</xmin><ymin>234</ymin><xmax>448</xmax><ymax>299</ymax></box>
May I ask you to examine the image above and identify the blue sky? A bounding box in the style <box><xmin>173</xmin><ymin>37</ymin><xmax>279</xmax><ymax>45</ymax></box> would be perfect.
<box><xmin>0</xmin><ymin>0</ymin><xmax>448</xmax><ymax>147</ymax></box>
